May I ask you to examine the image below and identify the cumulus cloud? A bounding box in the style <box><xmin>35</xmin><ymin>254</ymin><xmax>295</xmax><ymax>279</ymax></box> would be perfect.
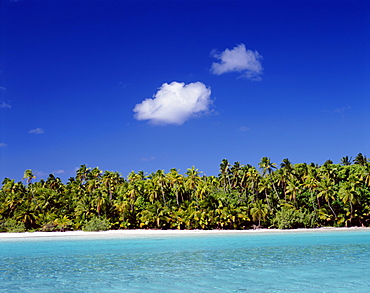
<box><xmin>133</xmin><ymin>81</ymin><xmax>212</xmax><ymax>125</ymax></box>
<box><xmin>0</xmin><ymin>143</ymin><xmax>7</xmax><ymax>147</ymax></box>
<box><xmin>29</xmin><ymin>128</ymin><xmax>45</xmax><ymax>134</ymax></box>
<box><xmin>211</xmin><ymin>44</ymin><xmax>263</xmax><ymax>80</ymax></box>
<box><xmin>0</xmin><ymin>102</ymin><xmax>11</xmax><ymax>108</ymax></box>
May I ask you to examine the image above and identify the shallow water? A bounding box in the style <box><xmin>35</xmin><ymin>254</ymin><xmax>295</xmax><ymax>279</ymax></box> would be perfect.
<box><xmin>1</xmin><ymin>230</ymin><xmax>370</xmax><ymax>292</ymax></box>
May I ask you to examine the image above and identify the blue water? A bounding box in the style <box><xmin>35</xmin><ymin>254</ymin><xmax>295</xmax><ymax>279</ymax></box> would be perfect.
<box><xmin>1</xmin><ymin>230</ymin><xmax>370</xmax><ymax>292</ymax></box>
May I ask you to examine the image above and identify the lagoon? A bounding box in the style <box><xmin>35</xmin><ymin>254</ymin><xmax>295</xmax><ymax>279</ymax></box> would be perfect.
<box><xmin>1</xmin><ymin>229</ymin><xmax>370</xmax><ymax>292</ymax></box>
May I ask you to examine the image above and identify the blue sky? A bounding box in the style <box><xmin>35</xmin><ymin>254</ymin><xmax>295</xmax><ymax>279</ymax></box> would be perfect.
<box><xmin>1</xmin><ymin>0</ymin><xmax>369</xmax><ymax>182</ymax></box>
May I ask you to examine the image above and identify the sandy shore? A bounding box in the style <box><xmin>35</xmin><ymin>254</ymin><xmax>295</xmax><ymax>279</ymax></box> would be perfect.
<box><xmin>1</xmin><ymin>227</ymin><xmax>369</xmax><ymax>239</ymax></box>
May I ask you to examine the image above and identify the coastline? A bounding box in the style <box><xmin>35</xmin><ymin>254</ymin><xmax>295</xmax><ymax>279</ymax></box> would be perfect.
<box><xmin>1</xmin><ymin>226</ymin><xmax>369</xmax><ymax>239</ymax></box>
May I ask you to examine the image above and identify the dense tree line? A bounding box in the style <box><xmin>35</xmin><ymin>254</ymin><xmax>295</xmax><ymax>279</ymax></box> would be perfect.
<box><xmin>1</xmin><ymin>154</ymin><xmax>370</xmax><ymax>232</ymax></box>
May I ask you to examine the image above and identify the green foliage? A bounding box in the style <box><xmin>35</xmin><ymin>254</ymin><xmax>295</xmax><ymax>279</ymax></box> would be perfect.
<box><xmin>54</xmin><ymin>216</ymin><xmax>73</xmax><ymax>232</ymax></box>
<box><xmin>1</xmin><ymin>219</ymin><xmax>26</xmax><ymax>233</ymax></box>
<box><xmin>83</xmin><ymin>217</ymin><xmax>111</xmax><ymax>231</ymax></box>
<box><xmin>271</xmin><ymin>206</ymin><xmax>317</xmax><ymax>229</ymax></box>
<box><xmin>0</xmin><ymin>154</ymin><xmax>369</xmax><ymax>232</ymax></box>
<box><xmin>40</xmin><ymin>222</ymin><xmax>58</xmax><ymax>232</ymax></box>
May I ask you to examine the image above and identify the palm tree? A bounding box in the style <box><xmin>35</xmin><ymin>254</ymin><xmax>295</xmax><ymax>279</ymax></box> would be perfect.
<box><xmin>102</xmin><ymin>171</ymin><xmax>123</xmax><ymax>201</ymax></box>
<box><xmin>194</xmin><ymin>177</ymin><xmax>212</xmax><ymax>201</ymax></box>
<box><xmin>286</xmin><ymin>178</ymin><xmax>301</xmax><ymax>205</ymax></box>
<box><xmin>278</xmin><ymin>158</ymin><xmax>294</xmax><ymax>199</ymax></box>
<box><xmin>76</xmin><ymin>164</ymin><xmax>90</xmax><ymax>185</ymax></box>
<box><xmin>258</xmin><ymin>177</ymin><xmax>272</xmax><ymax>210</ymax></box>
<box><xmin>338</xmin><ymin>175</ymin><xmax>361</xmax><ymax>226</ymax></box>
<box><xmin>340</xmin><ymin>156</ymin><xmax>352</xmax><ymax>166</ymax></box>
<box><xmin>245</xmin><ymin>166</ymin><xmax>260</xmax><ymax>202</ymax></box>
<box><xmin>23</xmin><ymin>169</ymin><xmax>36</xmax><ymax>186</ymax></box>
<box><xmin>230</xmin><ymin>161</ymin><xmax>241</xmax><ymax>189</ymax></box>
<box><xmin>354</xmin><ymin>153</ymin><xmax>367</xmax><ymax>166</ymax></box>
<box><xmin>303</xmin><ymin>166</ymin><xmax>320</xmax><ymax>211</ymax></box>
<box><xmin>258</xmin><ymin>157</ymin><xmax>280</xmax><ymax>201</ymax></box>
<box><xmin>151</xmin><ymin>169</ymin><xmax>168</xmax><ymax>204</ymax></box>
<box><xmin>54</xmin><ymin>215</ymin><xmax>72</xmax><ymax>232</ymax></box>
<box><xmin>250</xmin><ymin>199</ymin><xmax>269</xmax><ymax>227</ymax></box>
<box><xmin>185</xmin><ymin>166</ymin><xmax>202</xmax><ymax>201</ymax></box>
<box><xmin>317</xmin><ymin>178</ymin><xmax>337</xmax><ymax>218</ymax></box>
<box><xmin>88</xmin><ymin>167</ymin><xmax>102</xmax><ymax>181</ymax></box>
<box><xmin>168</xmin><ymin>168</ymin><xmax>184</xmax><ymax>206</ymax></box>
<box><xmin>280</xmin><ymin>158</ymin><xmax>293</xmax><ymax>170</ymax></box>
<box><xmin>259</xmin><ymin>157</ymin><xmax>277</xmax><ymax>176</ymax></box>
<box><xmin>219</xmin><ymin>159</ymin><xmax>231</xmax><ymax>192</ymax></box>
<box><xmin>360</xmin><ymin>162</ymin><xmax>370</xmax><ymax>187</ymax></box>
<box><xmin>23</xmin><ymin>169</ymin><xmax>36</xmax><ymax>202</ymax></box>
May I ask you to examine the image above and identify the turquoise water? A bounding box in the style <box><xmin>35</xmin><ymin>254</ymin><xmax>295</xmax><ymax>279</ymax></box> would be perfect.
<box><xmin>1</xmin><ymin>230</ymin><xmax>370</xmax><ymax>292</ymax></box>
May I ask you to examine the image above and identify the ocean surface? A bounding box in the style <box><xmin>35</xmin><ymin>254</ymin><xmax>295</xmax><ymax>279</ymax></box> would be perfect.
<box><xmin>1</xmin><ymin>229</ymin><xmax>370</xmax><ymax>292</ymax></box>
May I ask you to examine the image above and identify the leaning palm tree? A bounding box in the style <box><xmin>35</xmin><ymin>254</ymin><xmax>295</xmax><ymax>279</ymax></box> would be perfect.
<box><xmin>317</xmin><ymin>178</ymin><xmax>337</xmax><ymax>218</ymax></box>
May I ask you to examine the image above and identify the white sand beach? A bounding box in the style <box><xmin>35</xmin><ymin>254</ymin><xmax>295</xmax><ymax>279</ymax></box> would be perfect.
<box><xmin>1</xmin><ymin>227</ymin><xmax>369</xmax><ymax>239</ymax></box>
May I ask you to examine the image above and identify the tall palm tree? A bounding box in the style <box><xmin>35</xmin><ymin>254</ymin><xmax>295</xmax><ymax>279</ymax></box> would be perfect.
<box><xmin>303</xmin><ymin>166</ymin><xmax>320</xmax><ymax>211</ymax></box>
<box><xmin>230</xmin><ymin>161</ymin><xmax>241</xmax><ymax>189</ymax></box>
<box><xmin>219</xmin><ymin>159</ymin><xmax>231</xmax><ymax>192</ymax></box>
<box><xmin>258</xmin><ymin>177</ymin><xmax>272</xmax><ymax>210</ymax></box>
<box><xmin>168</xmin><ymin>168</ymin><xmax>184</xmax><ymax>206</ymax></box>
<box><xmin>245</xmin><ymin>166</ymin><xmax>260</xmax><ymax>202</ymax></box>
<box><xmin>23</xmin><ymin>169</ymin><xmax>36</xmax><ymax>202</ymax></box>
<box><xmin>258</xmin><ymin>157</ymin><xmax>280</xmax><ymax>201</ymax></box>
<box><xmin>185</xmin><ymin>166</ymin><xmax>202</xmax><ymax>201</ymax></box>
<box><xmin>102</xmin><ymin>171</ymin><xmax>123</xmax><ymax>201</ymax></box>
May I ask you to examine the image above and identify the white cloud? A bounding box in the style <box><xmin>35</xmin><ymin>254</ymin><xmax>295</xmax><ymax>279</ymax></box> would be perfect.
<box><xmin>35</xmin><ymin>170</ymin><xmax>46</xmax><ymax>178</ymax></box>
<box><xmin>29</xmin><ymin>128</ymin><xmax>45</xmax><ymax>134</ymax></box>
<box><xmin>211</xmin><ymin>44</ymin><xmax>263</xmax><ymax>80</ymax></box>
<box><xmin>0</xmin><ymin>143</ymin><xmax>7</xmax><ymax>147</ymax></box>
<box><xmin>324</xmin><ymin>105</ymin><xmax>352</xmax><ymax>114</ymax></box>
<box><xmin>141</xmin><ymin>156</ymin><xmax>156</xmax><ymax>162</ymax></box>
<box><xmin>133</xmin><ymin>81</ymin><xmax>212</xmax><ymax>125</ymax></box>
<box><xmin>333</xmin><ymin>105</ymin><xmax>351</xmax><ymax>114</ymax></box>
<box><xmin>0</xmin><ymin>102</ymin><xmax>11</xmax><ymax>108</ymax></box>
<box><xmin>52</xmin><ymin>169</ymin><xmax>65</xmax><ymax>174</ymax></box>
<box><xmin>239</xmin><ymin>126</ymin><xmax>250</xmax><ymax>132</ymax></box>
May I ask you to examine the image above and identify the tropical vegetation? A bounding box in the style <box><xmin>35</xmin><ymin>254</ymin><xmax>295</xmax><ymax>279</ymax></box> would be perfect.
<box><xmin>1</xmin><ymin>154</ymin><xmax>370</xmax><ymax>232</ymax></box>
